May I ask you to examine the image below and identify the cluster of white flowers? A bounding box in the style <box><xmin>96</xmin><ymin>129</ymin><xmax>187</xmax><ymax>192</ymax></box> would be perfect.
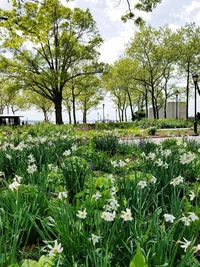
<box><xmin>164</xmin><ymin>214</ymin><xmax>176</xmax><ymax>223</ymax></box>
<box><xmin>146</xmin><ymin>152</ymin><xmax>156</xmax><ymax>161</ymax></box>
<box><xmin>101</xmin><ymin>211</ymin><xmax>116</xmax><ymax>222</ymax></box>
<box><xmin>15</xmin><ymin>141</ymin><xmax>28</xmax><ymax>151</ymax></box>
<box><xmin>8</xmin><ymin>175</ymin><xmax>22</xmax><ymax>191</ymax></box>
<box><xmin>27</xmin><ymin>163</ymin><xmax>37</xmax><ymax>175</ymax></box>
<box><xmin>155</xmin><ymin>159</ymin><xmax>168</xmax><ymax>169</ymax></box>
<box><xmin>111</xmin><ymin>159</ymin><xmax>127</xmax><ymax>168</ymax></box>
<box><xmin>161</xmin><ymin>149</ymin><xmax>172</xmax><ymax>157</ymax></box>
<box><xmin>179</xmin><ymin>152</ymin><xmax>196</xmax><ymax>165</ymax></box>
<box><xmin>170</xmin><ymin>175</ymin><xmax>184</xmax><ymax>187</ymax></box>
<box><xmin>180</xmin><ymin>212</ymin><xmax>198</xmax><ymax>226</ymax></box>
<box><xmin>63</xmin><ymin>150</ymin><xmax>71</xmax><ymax>157</ymax></box>
<box><xmin>58</xmin><ymin>191</ymin><xmax>68</xmax><ymax>200</ymax></box>
<box><xmin>137</xmin><ymin>175</ymin><xmax>157</xmax><ymax>189</ymax></box>
<box><xmin>137</xmin><ymin>180</ymin><xmax>147</xmax><ymax>189</ymax></box>
<box><xmin>71</xmin><ymin>145</ymin><xmax>77</xmax><ymax>152</ymax></box>
<box><xmin>28</xmin><ymin>154</ymin><xmax>36</xmax><ymax>164</ymax></box>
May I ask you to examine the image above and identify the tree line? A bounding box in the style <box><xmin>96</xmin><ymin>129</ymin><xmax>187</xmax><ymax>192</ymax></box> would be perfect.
<box><xmin>0</xmin><ymin>1</ymin><xmax>199</xmax><ymax>123</ymax></box>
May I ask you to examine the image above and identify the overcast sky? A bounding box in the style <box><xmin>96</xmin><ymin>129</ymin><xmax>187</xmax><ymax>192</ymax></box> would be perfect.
<box><xmin>1</xmin><ymin>0</ymin><xmax>200</xmax><ymax>122</ymax></box>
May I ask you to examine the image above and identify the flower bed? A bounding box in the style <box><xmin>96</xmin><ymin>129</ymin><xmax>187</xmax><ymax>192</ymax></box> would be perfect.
<box><xmin>0</xmin><ymin>126</ymin><xmax>199</xmax><ymax>266</ymax></box>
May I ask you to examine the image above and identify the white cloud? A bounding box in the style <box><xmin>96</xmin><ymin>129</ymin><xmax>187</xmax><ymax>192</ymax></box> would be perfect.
<box><xmin>61</xmin><ymin>0</ymin><xmax>78</xmax><ymax>9</ymax></box>
<box><xmin>99</xmin><ymin>23</ymin><xmax>136</xmax><ymax>63</ymax></box>
<box><xmin>186</xmin><ymin>1</ymin><xmax>200</xmax><ymax>14</ymax></box>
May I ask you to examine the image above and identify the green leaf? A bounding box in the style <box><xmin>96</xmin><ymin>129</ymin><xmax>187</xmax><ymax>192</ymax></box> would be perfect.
<box><xmin>129</xmin><ymin>246</ymin><xmax>148</xmax><ymax>267</ymax></box>
<box><xmin>21</xmin><ymin>259</ymin><xmax>38</xmax><ymax>267</ymax></box>
<box><xmin>38</xmin><ymin>255</ymin><xmax>54</xmax><ymax>267</ymax></box>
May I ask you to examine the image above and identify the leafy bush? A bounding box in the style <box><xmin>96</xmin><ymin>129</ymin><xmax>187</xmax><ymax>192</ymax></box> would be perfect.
<box><xmin>92</xmin><ymin>134</ymin><xmax>119</xmax><ymax>156</ymax></box>
<box><xmin>147</xmin><ymin>126</ymin><xmax>157</xmax><ymax>135</ymax></box>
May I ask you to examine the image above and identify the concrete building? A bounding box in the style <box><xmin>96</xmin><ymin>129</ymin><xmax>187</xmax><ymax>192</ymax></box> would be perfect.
<box><xmin>148</xmin><ymin>102</ymin><xmax>186</xmax><ymax>119</ymax></box>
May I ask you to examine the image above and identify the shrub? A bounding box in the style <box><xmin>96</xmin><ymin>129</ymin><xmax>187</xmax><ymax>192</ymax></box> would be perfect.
<box><xmin>147</xmin><ymin>127</ymin><xmax>157</xmax><ymax>135</ymax></box>
<box><xmin>92</xmin><ymin>134</ymin><xmax>119</xmax><ymax>156</ymax></box>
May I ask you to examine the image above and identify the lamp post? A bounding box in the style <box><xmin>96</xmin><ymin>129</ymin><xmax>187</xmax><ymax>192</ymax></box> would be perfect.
<box><xmin>102</xmin><ymin>103</ymin><xmax>105</xmax><ymax>123</ymax></box>
<box><xmin>175</xmin><ymin>90</ymin><xmax>179</xmax><ymax>120</ymax></box>
<box><xmin>192</xmin><ymin>73</ymin><xmax>199</xmax><ymax>136</ymax></box>
<box><xmin>115</xmin><ymin>109</ymin><xmax>117</xmax><ymax>122</ymax></box>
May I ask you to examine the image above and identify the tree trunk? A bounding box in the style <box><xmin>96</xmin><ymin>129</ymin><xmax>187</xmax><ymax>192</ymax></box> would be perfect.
<box><xmin>67</xmin><ymin>106</ymin><xmax>72</xmax><ymax>124</ymax></box>
<box><xmin>42</xmin><ymin>108</ymin><xmax>48</xmax><ymax>121</ymax></box>
<box><xmin>54</xmin><ymin>97</ymin><xmax>63</xmax><ymax>125</ymax></box>
<box><xmin>125</xmin><ymin>108</ymin><xmax>127</xmax><ymax>121</ymax></box>
<box><xmin>151</xmin><ymin>87</ymin><xmax>157</xmax><ymax>119</ymax></box>
<box><xmin>72</xmin><ymin>86</ymin><xmax>76</xmax><ymax>124</ymax></box>
<box><xmin>83</xmin><ymin>109</ymin><xmax>87</xmax><ymax>123</ymax></box>
<box><xmin>186</xmin><ymin>63</ymin><xmax>190</xmax><ymax>120</ymax></box>
<box><xmin>164</xmin><ymin>98</ymin><xmax>167</xmax><ymax>119</ymax></box>
<box><xmin>118</xmin><ymin>108</ymin><xmax>121</xmax><ymax>122</ymax></box>
<box><xmin>127</xmin><ymin>89</ymin><xmax>134</xmax><ymax>121</ymax></box>
<box><xmin>145</xmin><ymin>87</ymin><xmax>148</xmax><ymax>118</ymax></box>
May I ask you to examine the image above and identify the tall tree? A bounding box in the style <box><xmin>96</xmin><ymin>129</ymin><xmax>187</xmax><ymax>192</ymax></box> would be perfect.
<box><xmin>175</xmin><ymin>23</ymin><xmax>200</xmax><ymax>119</ymax></box>
<box><xmin>0</xmin><ymin>0</ymin><xmax>103</xmax><ymax>124</ymax></box>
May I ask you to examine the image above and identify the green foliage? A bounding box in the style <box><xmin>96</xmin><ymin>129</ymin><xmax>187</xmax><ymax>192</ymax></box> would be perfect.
<box><xmin>147</xmin><ymin>126</ymin><xmax>157</xmax><ymax>135</ymax></box>
<box><xmin>129</xmin><ymin>246</ymin><xmax>148</xmax><ymax>267</ymax></box>
<box><xmin>92</xmin><ymin>134</ymin><xmax>119</xmax><ymax>156</ymax></box>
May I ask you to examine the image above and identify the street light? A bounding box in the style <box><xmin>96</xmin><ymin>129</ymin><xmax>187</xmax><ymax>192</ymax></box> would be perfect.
<box><xmin>192</xmin><ymin>73</ymin><xmax>199</xmax><ymax>136</ymax></box>
<box><xmin>175</xmin><ymin>90</ymin><xmax>179</xmax><ymax>120</ymax></box>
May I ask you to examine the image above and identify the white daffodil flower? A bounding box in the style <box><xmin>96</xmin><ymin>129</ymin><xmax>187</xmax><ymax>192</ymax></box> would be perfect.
<box><xmin>164</xmin><ymin>214</ymin><xmax>176</xmax><ymax>223</ymax></box>
<box><xmin>120</xmin><ymin>208</ymin><xmax>133</xmax><ymax>221</ymax></box>
<box><xmin>48</xmin><ymin>240</ymin><xmax>63</xmax><ymax>256</ymax></box>
<box><xmin>76</xmin><ymin>209</ymin><xmax>87</xmax><ymax>219</ymax></box>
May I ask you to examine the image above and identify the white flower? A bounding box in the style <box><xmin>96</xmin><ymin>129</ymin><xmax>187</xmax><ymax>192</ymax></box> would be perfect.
<box><xmin>71</xmin><ymin>145</ymin><xmax>77</xmax><ymax>151</ymax></box>
<box><xmin>180</xmin><ymin>215</ymin><xmax>191</xmax><ymax>226</ymax></box>
<box><xmin>5</xmin><ymin>154</ymin><xmax>12</xmax><ymax>160</ymax></box>
<box><xmin>9</xmin><ymin>179</ymin><xmax>20</xmax><ymax>191</ymax></box>
<box><xmin>180</xmin><ymin>152</ymin><xmax>196</xmax><ymax>165</ymax></box>
<box><xmin>28</xmin><ymin>154</ymin><xmax>35</xmax><ymax>163</ymax></box>
<box><xmin>163</xmin><ymin>149</ymin><xmax>171</xmax><ymax>157</ymax></box>
<box><xmin>141</xmin><ymin>152</ymin><xmax>146</xmax><ymax>158</ymax></box>
<box><xmin>149</xmin><ymin>176</ymin><xmax>157</xmax><ymax>184</ymax></box>
<box><xmin>15</xmin><ymin>175</ymin><xmax>23</xmax><ymax>183</ymax></box>
<box><xmin>137</xmin><ymin>181</ymin><xmax>147</xmax><ymax>189</ymax></box>
<box><xmin>76</xmin><ymin>209</ymin><xmax>87</xmax><ymax>219</ymax></box>
<box><xmin>195</xmin><ymin>244</ymin><xmax>200</xmax><ymax>252</ymax></box>
<box><xmin>58</xmin><ymin>191</ymin><xmax>68</xmax><ymax>200</ymax></box>
<box><xmin>188</xmin><ymin>212</ymin><xmax>198</xmax><ymax>222</ymax></box>
<box><xmin>188</xmin><ymin>191</ymin><xmax>195</xmax><ymax>201</ymax></box>
<box><xmin>111</xmin><ymin>160</ymin><xmax>118</xmax><ymax>167</ymax></box>
<box><xmin>92</xmin><ymin>191</ymin><xmax>102</xmax><ymax>201</ymax></box>
<box><xmin>164</xmin><ymin>214</ymin><xmax>176</xmax><ymax>223</ymax></box>
<box><xmin>180</xmin><ymin>238</ymin><xmax>191</xmax><ymax>252</ymax></box>
<box><xmin>48</xmin><ymin>240</ymin><xmax>63</xmax><ymax>256</ymax></box>
<box><xmin>101</xmin><ymin>211</ymin><xmax>116</xmax><ymax>222</ymax></box>
<box><xmin>147</xmin><ymin>152</ymin><xmax>156</xmax><ymax>160</ymax></box>
<box><xmin>90</xmin><ymin>234</ymin><xmax>102</xmax><ymax>246</ymax></box>
<box><xmin>170</xmin><ymin>176</ymin><xmax>184</xmax><ymax>187</ymax></box>
<box><xmin>118</xmin><ymin>160</ymin><xmax>127</xmax><ymax>167</ymax></box>
<box><xmin>107</xmin><ymin>198</ymin><xmax>120</xmax><ymax>211</ymax></box>
<box><xmin>63</xmin><ymin>150</ymin><xmax>71</xmax><ymax>157</ymax></box>
<box><xmin>27</xmin><ymin>164</ymin><xmax>37</xmax><ymax>175</ymax></box>
<box><xmin>120</xmin><ymin>208</ymin><xmax>133</xmax><ymax>221</ymax></box>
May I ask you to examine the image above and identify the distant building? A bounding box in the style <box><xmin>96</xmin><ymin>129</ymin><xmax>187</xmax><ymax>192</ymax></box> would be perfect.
<box><xmin>0</xmin><ymin>115</ymin><xmax>23</xmax><ymax>126</ymax></box>
<box><xmin>148</xmin><ymin>102</ymin><xmax>186</xmax><ymax>119</ymax></box>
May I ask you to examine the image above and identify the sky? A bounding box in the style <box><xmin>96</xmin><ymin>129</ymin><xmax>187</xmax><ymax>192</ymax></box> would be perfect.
<box><xmin>1</xmin><ymin>0</ymin><xmax>200</xmax><ymax>122</ymax></box>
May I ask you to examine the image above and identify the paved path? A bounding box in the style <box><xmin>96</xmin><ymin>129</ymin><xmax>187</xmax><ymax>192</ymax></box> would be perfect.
<box><xmin>119</xmin><ymin>135</ymin><xmax>200</xmax><ymax>145</ymax></box>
